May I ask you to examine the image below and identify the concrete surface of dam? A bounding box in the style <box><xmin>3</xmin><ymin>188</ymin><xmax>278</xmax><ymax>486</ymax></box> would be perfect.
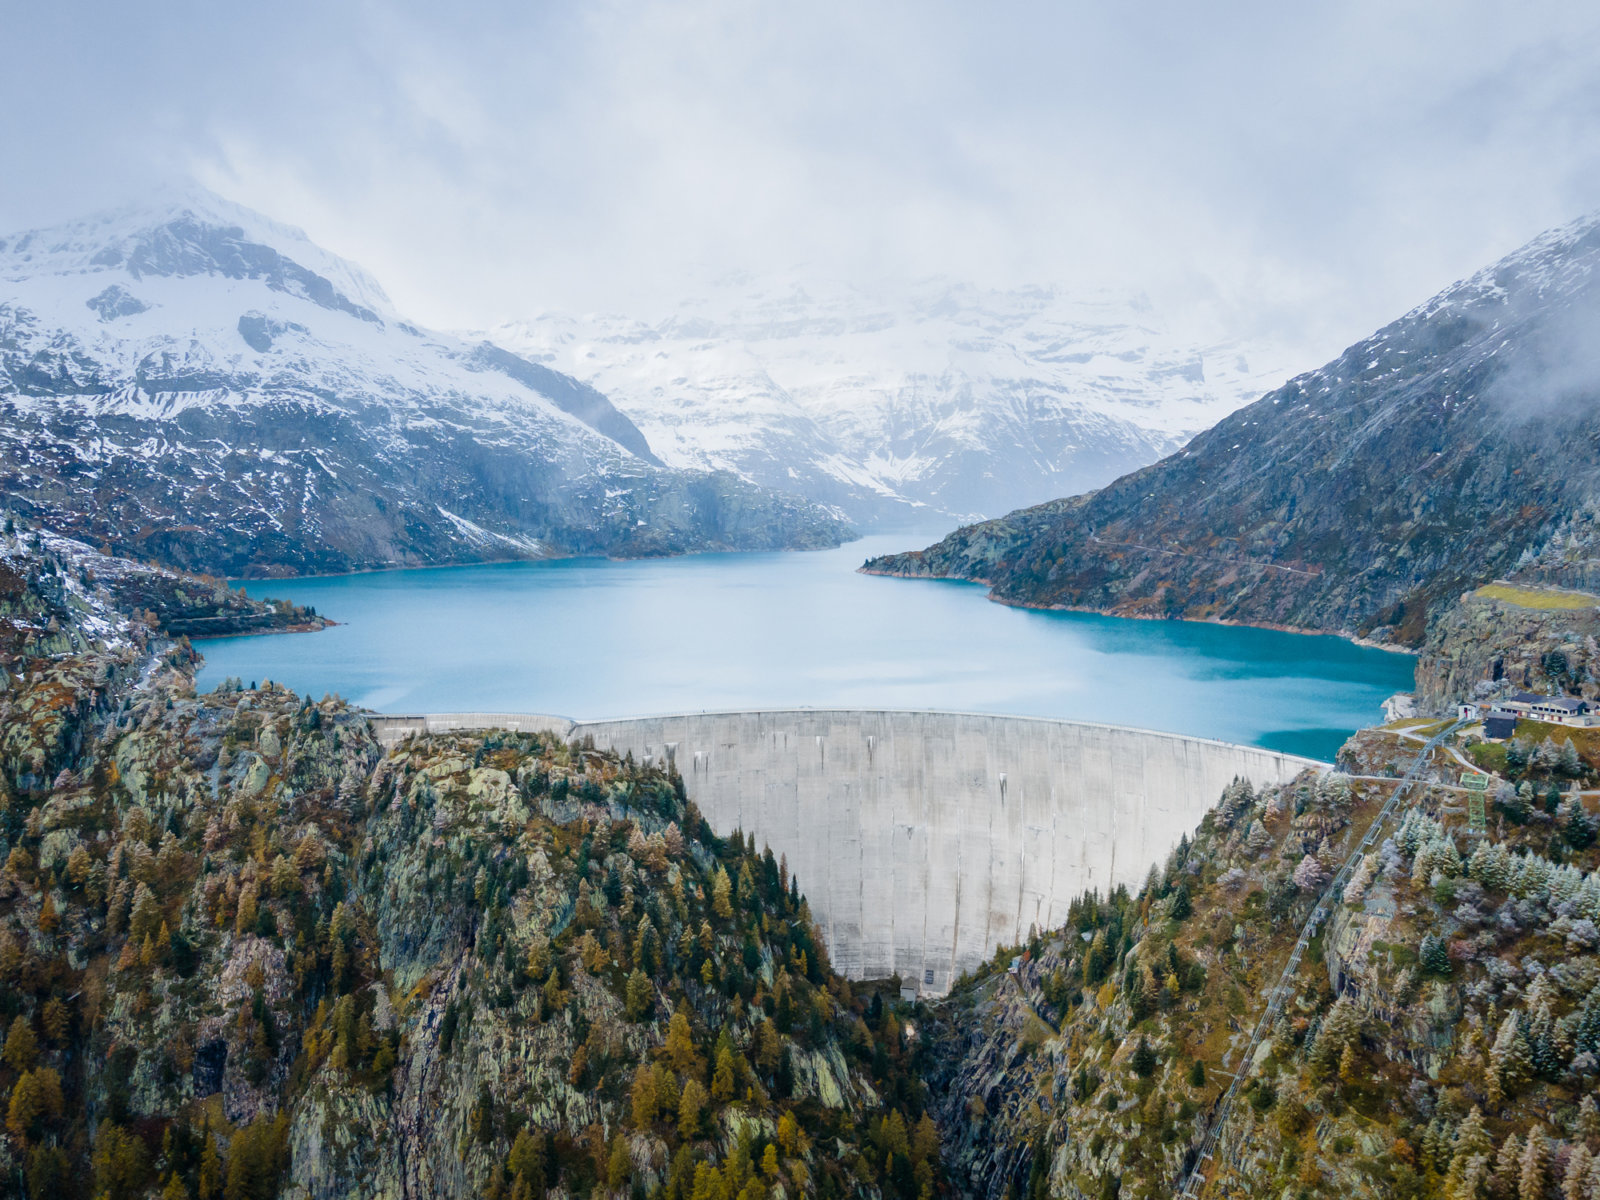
<box><xmin>373</xmin><ymin>709</ymin><xmax>1324</xmax><ymax>995</ymax></box>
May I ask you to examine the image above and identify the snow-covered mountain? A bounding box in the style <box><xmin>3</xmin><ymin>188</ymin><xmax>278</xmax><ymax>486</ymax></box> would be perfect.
<box><xmin>0</xmin><ymin>189</ymin><xmax>850</xmax><ymax>577</ymax></box>
<box><xmin>490</xmin><ymin>279</ymin><xmax>1298</xmax><ymax>525</ymax></box>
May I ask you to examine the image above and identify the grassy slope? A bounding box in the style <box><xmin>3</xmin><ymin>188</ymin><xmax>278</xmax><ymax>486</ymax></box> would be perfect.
<box><xmin>1472</xmin><ymin>584</ymin><xmax>1598</xmax><ymax>612</ymax></box>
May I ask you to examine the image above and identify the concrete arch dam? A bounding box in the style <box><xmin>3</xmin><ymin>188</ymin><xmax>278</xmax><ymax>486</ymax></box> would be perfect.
<box><xmin>373</xmin><ymin>710</ymin><xmax>1323</xmax><ymax>996</ymax></box>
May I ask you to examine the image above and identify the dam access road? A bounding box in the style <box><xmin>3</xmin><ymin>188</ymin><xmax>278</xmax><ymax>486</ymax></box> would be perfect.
<box><xmin>372</xmin><ymin>709</ymin><xmax>1324</xmax><ymax>996</ymax></box>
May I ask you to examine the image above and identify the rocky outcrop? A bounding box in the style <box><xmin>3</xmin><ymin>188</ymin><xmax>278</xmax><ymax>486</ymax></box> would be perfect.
<box><xmin>1415</xmin><ymin>586</ymin><xmax>1600</xmax><ymax>710</ymax></box>
<box><xmin>0</xmin><ymin>518</ymin><xmax>325</xmax><ymax>658</ymax></box>
<box><xmin>923</xmin><ymin>738</ymin><xmax>1600</xmax><ymax>1200</ymax></box>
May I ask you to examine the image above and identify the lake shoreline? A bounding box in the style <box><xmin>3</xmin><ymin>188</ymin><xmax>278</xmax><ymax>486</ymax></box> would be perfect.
<box><xmin>202</xmin><ymin>535</ymin><xmax>1415</xmax><ymax>762</ymax></box>
<box><xmin>227</xmin><ymin>536</ymin><xmax>864</xmax><ymax>584</ymax></box>
<box><xmin>858</xmin><ymin>564</ymin><xmax>1422</xmax><ymax>658</ymax></box>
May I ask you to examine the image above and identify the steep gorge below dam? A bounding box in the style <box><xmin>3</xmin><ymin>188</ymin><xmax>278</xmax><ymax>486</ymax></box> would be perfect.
<box><xmin>373</xmin><ymin>709</ymin><xmax>1322</xmax><ymax>994</ymax></box>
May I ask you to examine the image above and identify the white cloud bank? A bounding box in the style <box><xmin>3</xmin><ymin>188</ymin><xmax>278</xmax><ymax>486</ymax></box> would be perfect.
<box><xmin>3</xmin><ymin>1</ymin><xmax>1599</xmax><ymax>362</ymax></box>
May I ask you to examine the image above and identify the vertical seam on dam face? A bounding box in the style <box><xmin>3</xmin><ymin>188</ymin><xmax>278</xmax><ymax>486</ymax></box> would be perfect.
<box><xmin>371</xmin><ymin>709</ymin><xmax>1324</xmax><ymax>997</ymax></box>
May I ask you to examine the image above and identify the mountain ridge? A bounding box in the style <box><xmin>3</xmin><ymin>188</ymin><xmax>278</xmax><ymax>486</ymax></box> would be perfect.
<box><xmin>490</xmin><ymin>277</ymin><xmax>1297</xmax><ymax>527</ymax></box>
<box><xmin>0</xmin><ymin>189</ymin><xmax>851</xmax><ymax>578</ymax></box>
<box><xmin>862</xmin><ymin>211</ymin><xmax>1600</xmax><ymax>661</ymax></box>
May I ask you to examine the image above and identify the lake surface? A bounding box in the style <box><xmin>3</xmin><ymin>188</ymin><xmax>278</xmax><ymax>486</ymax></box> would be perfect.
<box><xmin>195</xmin><ymin>532</ymin><xmax>1416</xmax><ymax>761</ymax></box>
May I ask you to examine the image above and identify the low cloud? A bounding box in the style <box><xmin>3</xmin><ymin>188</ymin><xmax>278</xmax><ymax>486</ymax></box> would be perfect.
<box><xmin>3</xmin><ymin>1</ymin><xmax>1600</xmax><ymax>366</ymax></box>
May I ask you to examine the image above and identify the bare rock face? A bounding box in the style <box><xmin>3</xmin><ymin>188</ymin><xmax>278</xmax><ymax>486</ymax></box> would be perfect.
<box><xmin>923</xmin><ymin>750</ymin><xmax>1600</xmax><ymax>1200</ymax></box>
<box><xmin>1415</xmin><ymin>587</ymin><xmax>1600</xmax><ymax>709</ymax></box>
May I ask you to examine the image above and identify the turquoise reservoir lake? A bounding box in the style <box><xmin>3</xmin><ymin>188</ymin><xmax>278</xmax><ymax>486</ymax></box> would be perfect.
<box><xmin>195</xmin><ymin>533</ymin><xmax>1416</xmax><ymax>761</ymax></box>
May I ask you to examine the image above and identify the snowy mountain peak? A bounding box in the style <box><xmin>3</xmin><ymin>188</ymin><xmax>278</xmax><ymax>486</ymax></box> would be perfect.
<box><xmin>0</xmin><ymin>184</ymin><xmax>394</xmax><ymax>324</ymax></box>
<box><xmin>1418</xmin><ymin>208</ymin><xmax>1600</xmax><ymax>320</ymax></box>
<box><xmin>489</xmin><ymin>276</ymin><xmax>1298</xmax><ymax>525</ymax></box>
<box><xmin>0</xmin><ymin>190</ymin><xmax>848</xmax><ymax>574</ymax></box>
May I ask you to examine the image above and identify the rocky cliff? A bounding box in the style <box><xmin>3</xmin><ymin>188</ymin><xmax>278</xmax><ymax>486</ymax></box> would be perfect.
<box><xmin>0</xmin><ymin>518</ymin><xmax>325</xmax><ymax>670</ymax></box>
<box><xmin>1414</xmin><ymin>585</ymin><xmax>1600</xmax><ymax>712</ymax></box>
<box><xmin>865</xmin><ymin>213</ymin><xmax>1600</xmax><ymax>654</ymax></box>
<box><xmin>10</xmin><ymin>519</ymin><xmax>1600</xmax><ymax>1200</ymax></box>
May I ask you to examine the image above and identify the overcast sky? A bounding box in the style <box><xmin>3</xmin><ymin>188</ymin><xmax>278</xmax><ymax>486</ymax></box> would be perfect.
<box><xmin>5</xmin><ymin>1</ymin><xmax>1600</xmax><ymax>360</ymax></box>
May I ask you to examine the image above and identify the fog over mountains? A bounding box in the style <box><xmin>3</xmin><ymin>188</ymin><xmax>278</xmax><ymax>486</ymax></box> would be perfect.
<box><xmin>0</xmin><ymin>186</ymin><xmax>1305</xmax><ymax>578</ymax></box>
<box><xmin>493</xmin><ymin>280</ymin><xmax>1296</xmax><ymax>526</ymax></box>
<box><xmin>866</xmin><ymin>209</ymin><xmax>1600</xmax><ymax>646</ymax></box>
<box><xmin>0</xmin><ymin>189</ymin><xmax>849</xmax><ymax>577</ymax></box>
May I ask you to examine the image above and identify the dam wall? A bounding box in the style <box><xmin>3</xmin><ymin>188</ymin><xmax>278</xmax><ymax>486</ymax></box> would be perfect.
<box><xmin>372</xmin><ymin>709</ymin><xmax>1323</xmax><ymax>995</ymax></box>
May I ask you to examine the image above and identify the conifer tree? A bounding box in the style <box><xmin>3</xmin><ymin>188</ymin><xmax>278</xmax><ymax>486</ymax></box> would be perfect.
<box><xmin>1170</xmin><ymin>883</ymin><xmax>1192</xmax><ymax>920</ymax></box>
<box><xmin>7</xmin><ymin>1068</ymin><xmax>64</xmax><ymax>1141</ymax></box>
<box><xmin>1444</xmin><ymin>1107</ymin><xmax>1490</xmax><ymax>1198</ymax></box>
<box><xmin>607</xmin><ymin>1136</ymin><xmax>631</xmax><ymax>1188</ymax></box>
<box><xmin>40</xmin><ymin>998</ymin><xmax>68</xmax><ymax>1046</ymax></box>
<box><xmin>2</xmin><ymin>1015</ymin><xmax>38</xmax><ymax>1072</ymax></box>
<box><xmin>1560</xmin><ymin>737</ymin><xmax>1584</xmax><ymax>776</ymax></box>
<box><xmin>1489</xmin><ymin>1013</ymin><xmax>1532</xmax><ymax>1104</ymax></box>
<box><xmin>625</xmin><ymin>969</ymin><xmax>652</xmax><ymax>1021</ymax></box>
<box><xmin>1564</xmin><ymin>1145</ymin><xmax>1594</xmax><ymax>1200</ymax></box>
<box><xmin>130</xmin><ymin>882</ymin><xmax>162</xmax><ymax>942</ymax></box>
<box><xmin>234</xmin><ymin>885</ymin><xmax>258</xmax><ymax>937</ymax></box>
<box><xmin>1494</xmin><ymin>1135</ymin><xmax>1524</xmax><ymax>1198</ymax></box>
<box><xmin>1446</xmin><ymin>1152</ymin><xmax>1490</xmax><ymax>1200</ymax></box>
<box><xmin>1130</xmin><ymin>1037</ymin><xmax>1156</xmax><ymax>1078</ymax></box>
<box><xmin>712</xmin><ymin>1047</ymin><xmax>736</xmax><ymax>1100</ymax></box>
<box><xmin>665</xmin><ymin>1010</ymin><xmax>699</xmax><ymax>1075</ymax></box>
<box><xmin>1518</xmin><ymin>1128</ymin><xmax>1547</xmax><ymax>1200</ymax></box>
<box><xmin>1420</xmin><ymin>934</ymin><xmax>1452</xmax><ymax>977</ymax></box>
<box><xmin>1337</xmin><ymin>1042</ymin><xmax>1359</xmax><ymax>1086</ymax></box>
<box><xmin>198</xmin><ymin>1125</ymin><xmax>222</xmax><ymax>1199</ymax></box>
<box><xmin>1578</xmin><ymin>1094</ymin><xmax>1600</xmax><ymax>1146</ymax></box>
<box><xmin>1530</xmin><ymin>1002</ymin><xmax>1562</xmax><ymax>1080</ymax></box>
<box><xmin>1576</xmin><ymin>987</ymin><xmax>1600</xmax><ymax>1059</ymax></box>
<box><xmin>678</xmin><ymin>1078</ymin><xmax>708</xmax><ymax>1140</ymax></box>
<box><xmin>38</xmin><ymin>892</ymin><xmax>59</xmax><ymax>934</ymax></box>
<box><xmin>1345</xmin><ymin>854</ymin><xmax>1377</xmax><ymax>903</ymax></box>
<box><xmin>630</xmin><ymin>1065</ymin><xmax>657</xmax><ymax>1128</ymax></box>
<box><xmin>1311</xmin><ymin>996</ymin><xmax>1363</xmax><ymax>1069</ymax></box>
<box><xmin>507</xmin><ymin>1129</ymin><xmax>544</xmax><ymax>1192</ymax></box>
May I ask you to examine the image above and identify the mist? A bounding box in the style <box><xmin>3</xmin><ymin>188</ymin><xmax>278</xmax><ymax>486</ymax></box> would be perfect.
<box><xmin>4</xmin><ymin>1</ymin><xmax>1600</xmax><ymax>365</ymax></box>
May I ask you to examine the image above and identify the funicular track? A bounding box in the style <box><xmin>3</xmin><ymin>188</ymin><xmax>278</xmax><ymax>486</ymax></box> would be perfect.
<box><xmin>1174</xmin><ymin>720</ymin><xmax>1464</xmax><ymax>1197</ymax></box>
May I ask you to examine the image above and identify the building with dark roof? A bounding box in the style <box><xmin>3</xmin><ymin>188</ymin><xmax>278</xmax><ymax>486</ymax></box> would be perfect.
<box><xmin>1482</xmin><ymin>714</ymin><xmax>1518</xmax><ymax>741</ymax></box>
<box><xmin>1495</xmin><ymin>692</ymin><xmax>1594</xmax><ymax>726</ymax></box>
